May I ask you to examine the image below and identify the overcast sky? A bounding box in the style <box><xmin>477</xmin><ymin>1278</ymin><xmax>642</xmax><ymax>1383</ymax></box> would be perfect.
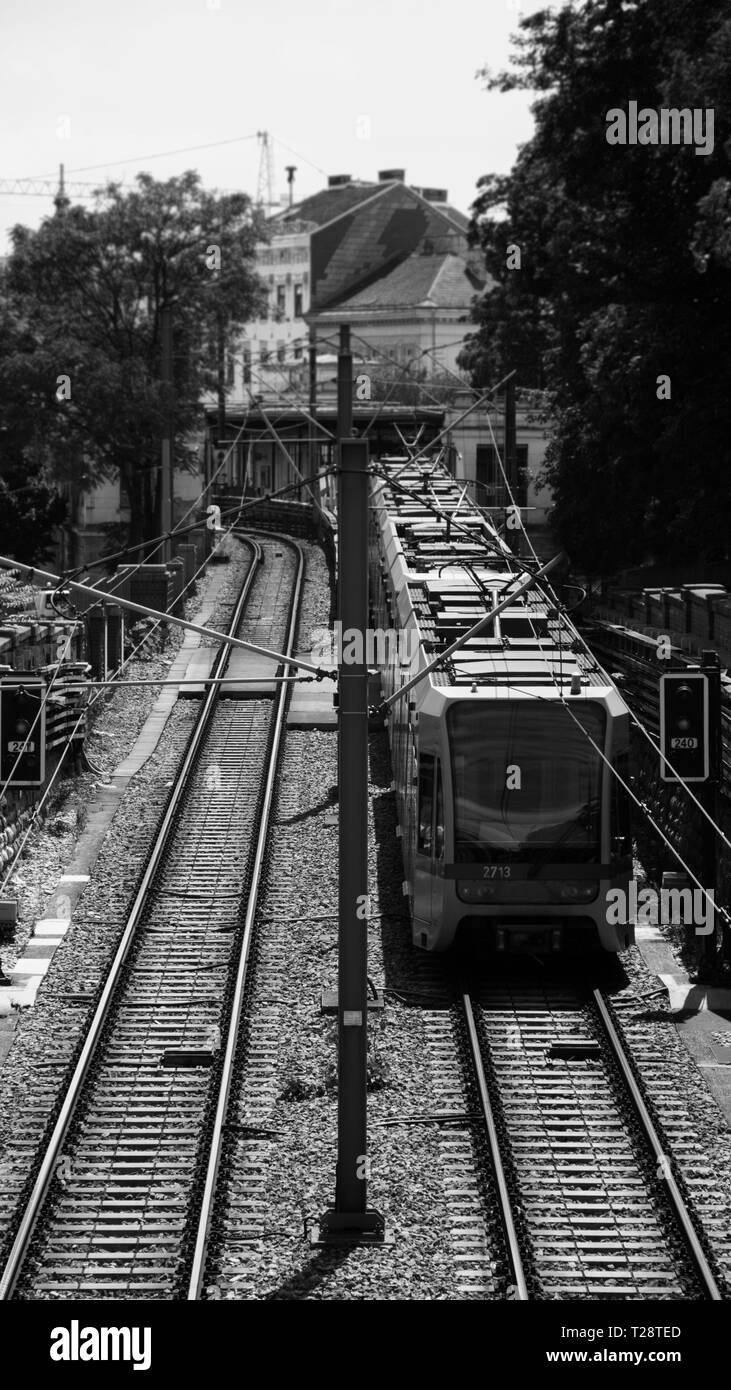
<box><xmin>1</xmin><ymin>0</ymin><xmax>558</xmax><ymax>252</ymax></box>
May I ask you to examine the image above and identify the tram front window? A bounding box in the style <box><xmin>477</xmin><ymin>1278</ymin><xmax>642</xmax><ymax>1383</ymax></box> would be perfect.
<box><xmin>448</xmin><ymin>701</ymin><xmax>605</xmax><ymax>863</ymax></box>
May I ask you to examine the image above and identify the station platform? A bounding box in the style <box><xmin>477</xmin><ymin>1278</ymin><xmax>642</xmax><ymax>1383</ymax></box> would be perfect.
<box><xmin>178</xmin><ymin>642</ymin><xmax>337</xmax><ymax>725</ymax></box>
<box><xmin>179</xmin><ymin>644</ymin><xmax>278</xmax><ymax>696</ymax></box>
<box><xmin>287</xmin><ymin>654</ymin><xmax>337</xmax><ymax>729</ymax></box>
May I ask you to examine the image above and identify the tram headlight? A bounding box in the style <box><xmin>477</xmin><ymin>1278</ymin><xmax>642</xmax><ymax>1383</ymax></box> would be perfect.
<box><xmin>559</xmin><ymin>882</ymin><xmax>598</xmax><ymax>903</ymax></box>
<box><xmin>458</xmin><ymin>882</ymin><xmax>497</xmax><ymax>903</ymax></box>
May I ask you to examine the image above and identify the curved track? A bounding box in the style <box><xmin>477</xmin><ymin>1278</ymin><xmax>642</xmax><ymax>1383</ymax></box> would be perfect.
<box><xmin>0</xmin><ymin>533</ymin><xmax>304</xmax><ymax>1300</ymax></box>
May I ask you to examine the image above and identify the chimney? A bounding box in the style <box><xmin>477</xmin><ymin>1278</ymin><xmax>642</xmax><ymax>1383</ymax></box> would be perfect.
<box><xmin>378</xmin><ymin>168</ymin><xmax>405</xmax><ymax>183</ymax></box>
<box><xmin>327</xmin><ymin>174</ymin><xmax>352</xmax><ymax>187</ymax></box>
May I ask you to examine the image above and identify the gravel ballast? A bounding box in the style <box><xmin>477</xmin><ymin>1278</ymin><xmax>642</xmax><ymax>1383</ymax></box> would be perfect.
<box><xmin>2</xmin><ymin>529</ymin><xmax>731</xmax><ymax>1300</ymax></box>
<box><xmin>0</xmin><ymin>542</ymin><xmax>253</xmax><ymax>1255</ymax></box>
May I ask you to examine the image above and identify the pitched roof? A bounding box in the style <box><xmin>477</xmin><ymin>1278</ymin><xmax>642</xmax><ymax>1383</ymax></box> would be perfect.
<box><xmin>318</xmin><ymin>252</ymin><xmax>484</xmax><ymax>314</ymax></box>
<box><xmin>275</xmin><ymin>180</ymin><xmax>469</xmax><ymax>236</ymax></box>
<box><xmin>274</xmin><ymin>182</ymin><xmax>382</xmax><ymax>228</ymax></box>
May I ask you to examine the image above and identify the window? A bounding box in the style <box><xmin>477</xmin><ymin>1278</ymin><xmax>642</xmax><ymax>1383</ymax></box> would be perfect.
<box><xmin>293</xmin><ymin>341</ymin><xmax>303</xmax><ymax>360</ymax></box>
<box><xmin>276</xmin><ymin>284</ymin><xmax>286</xmax><ymax>314</ymax></box>
<box><xmin>260</xmin><ymin>342</ymin><xmax>270</xmax><ymax>365</ymax></box>
<box><xmin>294</xmin><ymin>284</ymin><xmax>303</xmax><ymax>317</ymax></box>
<box><xmin>417</xmin><ymin>753</ymin><xmax>435</xmax><ymax>856</ymax></box>
<box><xmin>417</xmin><ymin>754</ymin><xmax>445</xmax><ymax>860</ymax></box>
<box><xmin>434</xmin><ymin>764</ymin><xmax>445</xmax><ymax>860</ymax></box>
<box><xmin>276</xmin><ymin>340</ymin><xmax>286</xmax><ymax>363</ymax></box>
<box><xmin>475</xmin><ymin>443</ymin><xmax>528</xmax><ymax>507</ymax></box>
<box><xmin>612</xmin><ymin>751</ymin><xmax>632</xmax><ymax>860</ymax></box>
<box><xmin>396</xmin><ymin>341</ymin><xmax>418</xmax><ymax>365</ymax></box>
<box><xmin>243</xmin><ymin>345</ymin><xmax>251</xmax><ymax>385</ymax></box>
<box><xmin>448</xmin><ymin>702</ymin><xmax>605</xmax><ymax>864</ymax></box>
<box><xmin>226</xmin><ymin>353</ymin><xmax>235</xmax><ymax>387</ymax></box>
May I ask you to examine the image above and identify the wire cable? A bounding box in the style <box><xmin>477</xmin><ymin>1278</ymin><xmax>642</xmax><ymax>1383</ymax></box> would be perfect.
<box><xmin>483</xmin><ymin>407</ymin><xmax>731</xmax><ymax>861</ymax></box>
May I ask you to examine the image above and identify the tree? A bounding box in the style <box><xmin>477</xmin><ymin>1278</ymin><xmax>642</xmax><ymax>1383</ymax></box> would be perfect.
<box><xmin>0</xmin><ymin>289</ymin><xmax>67</xmax><ymax>562</ymax></box>
<box><xmin>460</xmin><ymin>0</ymin><xmax>731</xmax><ymax>576</ymax></box>
<box><xmin>6</xmin><ymin>172</ymin><xmax>267</xmax><ymax>547</ymax></box>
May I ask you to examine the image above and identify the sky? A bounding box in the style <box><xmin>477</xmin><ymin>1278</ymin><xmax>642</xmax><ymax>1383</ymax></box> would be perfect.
<box><xmin>0</xmin><ymin>0</ymin><xmax>560</xmax><ymax>253</ymax></box>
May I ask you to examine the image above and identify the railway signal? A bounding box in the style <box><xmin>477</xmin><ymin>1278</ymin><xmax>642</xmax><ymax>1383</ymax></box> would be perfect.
<box><xmin>659</xmin><ymin>670</ymin><xmax>710</xmax><ymax>782</ymax></box>
<box><xmin>660</xmin><ymin>654</ymin><xmax>724</xmax><ymax>976</ymax></box>
<box><xmin>0</xmin><ymin>679</ymin><xmax>46</xmax><ymax>786</ymax></box>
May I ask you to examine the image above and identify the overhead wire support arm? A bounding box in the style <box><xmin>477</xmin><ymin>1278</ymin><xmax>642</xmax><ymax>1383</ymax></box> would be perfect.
<box><xmin>375</xmin><ymin>550</ymin><xmax>565</xmax><ymax>717</ymax></box>
<box><xmin>0</xmin><ymin>555</ymin><xmax>328</xmax><ymax>680</ymax></box>
<box><xmin>386</xmin><ymin>375</ymin><xmax>517</xmax><ymax>484</ymax></box>
<box><xmin>255</xmin><ymin>401</ymin><xmax>322</xmax><ymax>513</ymax></box>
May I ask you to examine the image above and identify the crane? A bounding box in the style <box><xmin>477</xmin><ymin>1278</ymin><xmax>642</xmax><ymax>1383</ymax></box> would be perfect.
<box><xmin>0</xmin><ymin>165</ymin><xmax>106</xmax><ymax>203</ymax></box>
<box><xmin>0</xmin><ymin>178</ymin><xmax>101</xmax><ymax>198</ymax></box>
<box><xmin>256</xmin><ymin>131</ymin><xmax>276</xmax><ymax>211</ymax></box>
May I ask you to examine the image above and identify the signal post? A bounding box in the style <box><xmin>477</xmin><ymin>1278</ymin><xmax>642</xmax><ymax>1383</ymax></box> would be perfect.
<box><xmin>0</xmin><ymin>678</ymin><xmax>46</xmax><ymax>788</ymax></box>
<box><xmin>660</xmin><ymin>652</ymin><xmax>723</xmax><ymax>975</ymax></box>
<box><xmin>699</xmin><ymin>652</ymin><xmax>724</xmax><ymax>972</ymax></box>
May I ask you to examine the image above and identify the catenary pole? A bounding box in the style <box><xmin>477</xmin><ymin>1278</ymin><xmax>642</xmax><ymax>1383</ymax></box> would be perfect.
<box><xmin>309</xmin><ymin>325</ymin><xmax>318</xmax><ymax>494</ymax></box>
<box><xmin>160</xmin><ymin>307</ymin><xmax>174</xmax><ymax>562</ymax></box>
<box><xmin>315</xmin><ymin>325</ymin><xmax>385</xmax><ymax>1243</ymax></box>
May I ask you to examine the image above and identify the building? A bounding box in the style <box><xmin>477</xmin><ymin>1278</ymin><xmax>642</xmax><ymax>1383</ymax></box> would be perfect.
<box><xmin>46</xmin><ymin>171</ymin><xmax>553</xmax><ymax>561</ymax></box>
<box><xmin>223</xmin><ymin>170</ymin><xmax>485</xmax><ymax>407</ymax></box>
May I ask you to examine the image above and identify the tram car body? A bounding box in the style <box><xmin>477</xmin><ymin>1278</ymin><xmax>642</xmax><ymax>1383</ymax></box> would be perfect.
<box><xmin>369</xmin><ymin>459</ymin><xmax>634</xmax><ymax>953</ymax></box>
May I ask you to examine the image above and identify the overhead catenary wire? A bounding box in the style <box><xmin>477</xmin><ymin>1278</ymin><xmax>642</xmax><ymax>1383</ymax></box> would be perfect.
<box><xmin>1</xmin><ymin>484</ymin><xmax>332</xmax><ymax>893</ymax></box>
<box><xmin>345</xmin><ymin>328</ymin><xmax>519</xmax><ymax>439</ymax></box>
<box><xmin>0</xmin><ymin>515</ymin><xmax>245</xmax><ymax>891</ymax></box>
<box><xmin>20</xmin><ymin>134</ymin><xmax>261</xmax><ymax>182</ymax></box>
<box><xmin>0</xmin><ymin>625</ymin><xmax>77</xmax><ymax>808</ymax></box>
<box><xmin>482</xmin><ymin>406</ymin><xmax>731</xmax><ymax>867</ymax></box>
<box><xmin>503</xmin><ymin>681</ymin><xmax>731</xmax><ymax>932</ymax></box>
<box><xmin>369</xmin><ymin>463</ymin><xmax>539</xmax><ymax>584</ymax></box>
<box><xmin>375</xmin><ymin>432</ymin><xmax>731</xmax><ymax>916</ymax></box>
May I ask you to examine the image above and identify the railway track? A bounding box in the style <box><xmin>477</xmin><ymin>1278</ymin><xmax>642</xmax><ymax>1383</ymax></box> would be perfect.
<box><xmin>457</xmin><ymin>977</ymin><xmax>723</xmax><ymax>1301</ymax></box>
<box><xmin>0</xmin><ymin>532</ymin><xmax>305</xmax><ymax>1300</ymax></box>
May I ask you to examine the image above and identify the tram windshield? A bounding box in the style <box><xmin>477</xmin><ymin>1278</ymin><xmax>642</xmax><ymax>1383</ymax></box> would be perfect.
<box><xmin>448</xmin><ymin>701</ymin><xmax>605</xmax><ymax>863</ymax></box>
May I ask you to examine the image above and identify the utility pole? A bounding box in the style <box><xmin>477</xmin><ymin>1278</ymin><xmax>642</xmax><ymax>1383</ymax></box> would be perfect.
<box><xmin>503</xmin><ymin>370</ymin><xmax>520</xmax><ymax>556</ymax></box>
<box><xmin>308</xmin><ymin>326</ymin><xmax>318</xmax><ymax>499</ymax></box>
<box><xmin>216</xmin><ymin>314</ymin><xmax>226</xmax><ymax>475</ymax></box>
<box><xmin>314</xmin><ymin>325</ymin><xmax>386</xmax><ymax>1245</ymax></box>
<box><xmin>160</xmin><ymin>307</ymin><xmax>174</xmax><ymax>563</ymax></box>
<box><xmin>503</xmin><ymin>372</ymin><xmax>517</xmax><ymax>500</ymax></box>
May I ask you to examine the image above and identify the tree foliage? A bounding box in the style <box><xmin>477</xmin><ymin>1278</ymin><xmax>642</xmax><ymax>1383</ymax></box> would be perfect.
<box><xmin>4</xmin><ymin>172</ymin><xmax>267</xmax><ymax>546</ymax></box>
<box><xmin>0</xmin><ymin>291</ymin><xmax>67</xmax><ymax>561</ymax></box>
<box><xmin>460</xmin><ymin>0</ymin><xmax>731</xmax><ymax>575</ymax></box>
